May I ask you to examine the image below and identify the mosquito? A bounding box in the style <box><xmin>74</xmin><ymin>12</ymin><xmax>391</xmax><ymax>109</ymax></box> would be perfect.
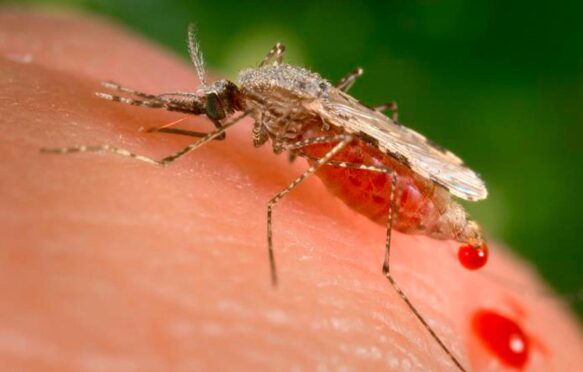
<box><xmin>42</xmin><ymin>24</ymin><xmax>489</xmax><ymax>371</ymax></box>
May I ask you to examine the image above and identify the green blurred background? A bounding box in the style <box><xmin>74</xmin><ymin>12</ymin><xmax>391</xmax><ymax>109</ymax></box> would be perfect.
<box><xmin>5</xmin><ymin>0</ymin><xmax>582</xmax><ymax>317</ymax></box>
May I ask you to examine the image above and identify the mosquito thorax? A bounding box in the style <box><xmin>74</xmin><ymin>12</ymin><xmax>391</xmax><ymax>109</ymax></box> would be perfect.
<box><xmin>236</xmin><ymin>65</ymin><xmax>334</xmax><ymax>145</ymax></box>
<box><xmin>237</xmin><ymin>64</ymin><xmax>332</xmax><ymax>100</ymax></box>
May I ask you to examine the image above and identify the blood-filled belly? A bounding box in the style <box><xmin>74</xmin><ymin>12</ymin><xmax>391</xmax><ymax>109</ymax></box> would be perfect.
<box><xmin>299</xmin><ymin>131</ymin><xmax>447</xmax><ymax>236</ymax></box>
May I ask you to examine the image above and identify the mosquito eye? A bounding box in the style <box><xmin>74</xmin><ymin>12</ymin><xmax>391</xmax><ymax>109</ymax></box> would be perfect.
<box><xmin>206</xmin><ymin>93</ymin><xmax>223</xmax><ymax>120</ymax></box>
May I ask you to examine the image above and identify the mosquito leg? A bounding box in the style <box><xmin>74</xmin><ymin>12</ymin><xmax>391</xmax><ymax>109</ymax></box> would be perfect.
<box><xmin>252</xmin><ymin>116</ymin><xmax>269</xmax><ymax>148</ymax></box>
<box><xmin>209</xmin><ymin>117</ymin><xmax>227</xmax><ymax>140</ymax></box>
<box><xmin>259</xmin><ymin>42</ymin><xmax>286</xmax><ymax>67</ymax></box>
<box><xmin>40</xmin><ymin>143</ymin><xmax>162</xmax><ymax>165</ymax></box>
<box><xmin>336</xmin><ymin>67</ymin><xmax>364</xmax><ymax>92</ymax></box>
<box><xmin>381</xmin><ymin>178</ymin><xmax>466</xmax><ymax>371</ymax></box>
<box><xmin>41</xmin><ymin>112</ymin><xmax>248</xmax><ymax>165</ymax></box>
<box><xmin>373</xmin><ymin>101</ymin><xmax>399</xmax><ymax>122</ymax></box>
<box><xmin>293</xmin><ymin>148</ymin><xmax>466</xmax><ymax>372</ymax></box>
<box><xmin>282</xmin><ymin>134</ymin><xmax>353</xmax><ymax>151</ymax></box>
<box><xmin>267</xmin><ymin>134</ymin><xmax>353</xmax><ymax>286</ymax></box>
<box><xmin>293</xmin><ymin>150</ymin><xmax>394</xmax><ymax>174</ymax></box>
<box><xmin>157</xmin><ymin>92</ymin><xmax>200</xmax><ymax>98</ymax></box>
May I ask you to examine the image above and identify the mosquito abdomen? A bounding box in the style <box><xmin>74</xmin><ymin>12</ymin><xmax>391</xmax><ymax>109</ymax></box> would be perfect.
<box><xmin>298</xmin><ymin>128</ymin><xmax>481</xmax><ymax>243</ymax></box>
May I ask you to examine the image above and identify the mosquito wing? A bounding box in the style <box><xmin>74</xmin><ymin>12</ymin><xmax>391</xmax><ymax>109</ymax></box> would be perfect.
<box><xmin>313</xmin><ymin>89</ymin><xmax>488</xmax><ymax>201</ymax></box>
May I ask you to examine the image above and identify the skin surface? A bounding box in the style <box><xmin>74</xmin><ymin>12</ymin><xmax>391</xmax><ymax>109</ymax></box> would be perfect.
<box><xmin>1</xmin><ymin>9</ymin><xmax>582</xmax><ymax>371</ymax></box>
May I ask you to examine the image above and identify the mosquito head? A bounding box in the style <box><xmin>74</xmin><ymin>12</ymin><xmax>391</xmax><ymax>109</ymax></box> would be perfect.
<box><xmin>186</xmin><ymin>24</ymin><xmax>242</xmax><ymax>121</ymax></box>
<box><xmin>199</xmin><ymin>79</ymin><xmax>242</xmax><ymax>121</ymax></box>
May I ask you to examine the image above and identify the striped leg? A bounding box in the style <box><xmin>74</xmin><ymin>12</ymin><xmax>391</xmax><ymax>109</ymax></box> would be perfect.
<box><xmin>292</xmin><ymin>150</ymin><xmax>467</xmax><ymax>372</ymax></box>
<box><xmin>336</xmin><ymin>67</ymin><xmax>364</xmax><ymax>92</ymax></box>
<box><xmin>373</xmin><ymin>101</ymin><xmax>399</xmax><ymax>122</ymax></box>
<box><xmin>267</xmin><ymin>134</ymin><xmax>353</xmax><ymax>285</ymax></box>
<box><xmin>260</xmin><ymin>42</ymin><xmax>286</xmax><ymax>67</ymax></box>
<box><xmin>41</xmin><ymin>112</ymin><xmax>247</xmax><ymax>166</ymax></box>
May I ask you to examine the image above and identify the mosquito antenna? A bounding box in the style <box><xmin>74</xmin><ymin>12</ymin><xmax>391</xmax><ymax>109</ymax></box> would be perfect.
<box><xmin>187</xmin><ymin>23</ymin><xmax>207</xmax><ymax>88</ymax></box>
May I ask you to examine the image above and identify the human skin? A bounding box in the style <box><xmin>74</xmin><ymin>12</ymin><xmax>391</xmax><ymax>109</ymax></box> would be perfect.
<box><xmin>0</xmin><ymin>9</ymin><xmax>581</xmax><ymax>372</ymax></box>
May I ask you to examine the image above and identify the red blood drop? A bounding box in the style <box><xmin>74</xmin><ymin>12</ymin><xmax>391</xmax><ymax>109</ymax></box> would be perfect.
<box><xmin>458</xmin><ymin>243</ymin><xmax>488</xmax><ymax>270</ymax></box>
<box><xmin>473</xmin><ymin>310</ymin><xmax>530</xmax><ymax>368</ymax></box>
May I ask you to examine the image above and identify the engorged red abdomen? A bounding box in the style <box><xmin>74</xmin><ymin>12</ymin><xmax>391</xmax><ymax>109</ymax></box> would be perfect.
<box><xmin>299</xmin><ymin>129</ymin><xmax>444</xmax><ymax>235</ymax></box>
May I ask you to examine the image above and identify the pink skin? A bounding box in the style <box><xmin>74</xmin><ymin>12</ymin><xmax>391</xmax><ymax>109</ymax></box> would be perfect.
<box><xmin>1</xmin><ymin>9</ymin><xmax>582</xmax><ymax>371</ymax></box>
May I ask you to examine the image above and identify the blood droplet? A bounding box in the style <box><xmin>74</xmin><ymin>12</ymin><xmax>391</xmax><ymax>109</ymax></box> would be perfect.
<box><xmin>473</xmin><ymin>310</ymin><xmax>530</xmax><ymax>369</ymax></box>
<box><xmin>458</xmin><ymin>243</ymin><xmax>488</xmax><ymax>270</ymax></box>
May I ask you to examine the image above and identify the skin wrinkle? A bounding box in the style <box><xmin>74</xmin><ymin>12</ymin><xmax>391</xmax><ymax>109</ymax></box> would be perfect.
<box><xmin>1</xmin><ymin>9</ymin><xmax>582</xmax><ymax>372</ymax></box>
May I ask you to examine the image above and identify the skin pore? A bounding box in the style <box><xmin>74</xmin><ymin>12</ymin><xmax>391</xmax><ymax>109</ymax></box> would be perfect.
<box><xmin>1</xmin><ymin>9</ymin><xmax>582</xmax><ymax>371</ymax></box>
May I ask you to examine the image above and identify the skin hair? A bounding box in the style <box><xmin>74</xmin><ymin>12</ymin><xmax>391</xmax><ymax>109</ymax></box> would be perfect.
<box><xmin>1</xmin><ymin>9</ymin><xmax>582</xmax><ymax>371</ymax></box>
